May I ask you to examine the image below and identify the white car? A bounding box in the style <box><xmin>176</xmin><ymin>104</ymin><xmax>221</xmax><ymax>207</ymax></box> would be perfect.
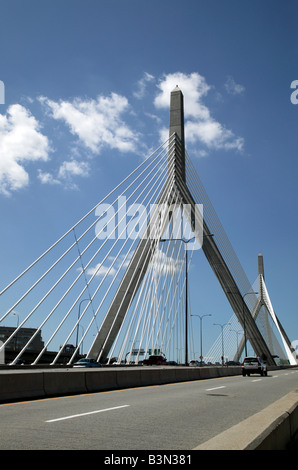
<box><xmin>189</xmin><ymin>360</ymin><xmax>200</xmax><ymax>366</ymax></box>
<box><xmin>242</xmin><ymin>356</ymin><xmax>267</xmax><ymax>376</ymax></box>
<box><xmin>73</xmin><ymin>358</ymin><xmax>102</xmax><ymax>368</ymax></box>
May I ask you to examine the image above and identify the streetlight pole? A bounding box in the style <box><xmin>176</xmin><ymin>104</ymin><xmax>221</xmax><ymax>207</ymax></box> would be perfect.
<box><xmin>12</xmin><ymin>311</ymin><xmax>19</xmax><ymax>352</ymax></box>
<box><xmin>76</xmin><ymin>299</ymin><xmax>89</xmax><ymax>354</ymax></box>
<box><xmin>191</xmin><ymin>314</ymin><xmax>212</xmax><ymax>365</ymax></box>
<box><xmin>213</xmin><ymin>322</ymin><xmax>230</xmax><ymax>365</ymax></box>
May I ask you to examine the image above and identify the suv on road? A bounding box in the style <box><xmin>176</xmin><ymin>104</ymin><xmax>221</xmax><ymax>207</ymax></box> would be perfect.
<box><xmin>242</xmin><ymin>356</ymin><xmax>267</xmax><ymax>376</ymax></box>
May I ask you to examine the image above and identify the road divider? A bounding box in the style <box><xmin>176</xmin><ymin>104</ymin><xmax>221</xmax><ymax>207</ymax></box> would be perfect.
<box><xmin>1</xmin><ymin>365</ymin><xmax>284</xmax><ymax>403</ymax></box>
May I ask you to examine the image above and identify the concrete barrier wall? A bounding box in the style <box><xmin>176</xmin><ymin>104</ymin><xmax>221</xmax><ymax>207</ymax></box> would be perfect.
<box><xmin>0</xmin><ymin>371</ymin><xmax>45</xmax><ymax>401</ymax></box>
<box><xmin>85</xmin><ymin>369</ymin><xmax>118</xmax><ymax>393</ymax></box>
<box><xmin>0</xmin><ymin>366</ymin><xmax>243</xmax><ymax>402</ymax></box>
<box><xmin>43</xmin><ymin>369</ymin><xmax>87</xmax><ymax>397</ymax></box>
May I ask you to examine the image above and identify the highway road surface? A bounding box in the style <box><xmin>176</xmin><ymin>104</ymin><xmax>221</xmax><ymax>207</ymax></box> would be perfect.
<box><xmin>0</xmin><ymin>367</ymin><xmax>297</xmax><ymax>450</ymax></box>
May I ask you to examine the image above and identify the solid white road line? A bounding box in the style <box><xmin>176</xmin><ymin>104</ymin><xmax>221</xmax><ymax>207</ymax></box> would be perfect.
<box><xmin>45</xmin><ymin>404</ymin><xmax>130</xmax><ymax>423</ymax></box>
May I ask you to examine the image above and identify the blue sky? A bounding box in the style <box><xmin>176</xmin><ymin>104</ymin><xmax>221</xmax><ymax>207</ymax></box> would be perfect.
<box><xmin>0</xmin><ymin>0</ymin><xmax>297</xmax><ymax>358</ymax></box>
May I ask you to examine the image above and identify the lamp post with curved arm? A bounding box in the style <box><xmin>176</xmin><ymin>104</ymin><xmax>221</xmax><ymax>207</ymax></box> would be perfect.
<box><xmin>191</xmin><ymin>314</ymin><xmax>212</xmax><ymax>365</ymax></box>
<box><xmin>213</xmin><ymin>322</ymin><xmax>230</xmax><ymax>365</ymax></box>
<box><xmin>76</xmin><ymin>299</ymin><xmax>89</xmax><ymax>354</ymax></box>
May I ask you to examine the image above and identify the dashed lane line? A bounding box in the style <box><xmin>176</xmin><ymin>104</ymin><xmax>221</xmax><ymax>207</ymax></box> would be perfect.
<box><xmin>45</xmin><ymin>404</ymin><xmax>130</xmax><ymax>423</ymax></box>
<box><xmin>205</xmin><ymin>386</ymin><xmax>226</xmax><ymax>392</ymax></box>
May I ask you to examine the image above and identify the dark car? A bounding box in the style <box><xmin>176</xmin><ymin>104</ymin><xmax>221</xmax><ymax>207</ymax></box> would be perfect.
<box><xmin>73</xmin><ymin>358</ymin><xmax>102</xmax><ymax>368</ymax></box>
<box><xmin>143</xmin><ymin>355</ymin><xmax>167</xmax><ymax>365</ymax></box>
<box><xmin>225</xmin><ymin>361</ymin><xmax>240</xmax><ymax>366</ymax></box>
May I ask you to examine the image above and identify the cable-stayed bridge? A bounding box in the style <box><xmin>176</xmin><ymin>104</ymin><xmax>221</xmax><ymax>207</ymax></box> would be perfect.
<box><xmin>0</xmin><ymin>87</ymin><xmax>296</xmax><ymax>367</ymax></box>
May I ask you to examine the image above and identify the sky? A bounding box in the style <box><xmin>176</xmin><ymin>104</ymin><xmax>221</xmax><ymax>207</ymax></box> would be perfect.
<box><xmin>0</xmin><ymin>0</ymin><xmax>298</xmax><ymax>359</ymax></box>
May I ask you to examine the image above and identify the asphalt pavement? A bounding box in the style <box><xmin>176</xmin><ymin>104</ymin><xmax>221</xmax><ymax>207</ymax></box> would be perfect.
<box><xmin>0</xmin><ymin>367</ymin><xmax>297</xmax><ymax>450</ymax></box>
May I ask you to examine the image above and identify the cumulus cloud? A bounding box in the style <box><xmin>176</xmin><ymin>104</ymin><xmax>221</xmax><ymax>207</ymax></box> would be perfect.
<box><xmin>58</xmin><ymin>160</ymin><xmax>90</xmax><ymax>179</ymax></box>
<box><xmin>86</xmin><ymin>253</ymin><xmax>133</xmax><ymax>278</ymax></box>
<box><xmin>38</xmin><ymin>159</ymin><xmax>90</xmax><ymax>189</ymax></box>
<box><xmin>37</xmin><ymin>170</ymin><xmax>61</xmax><ymax>185</ymax></box>
<box><xmin>154</xmin><ymin>72</ymin><xmax>244</xmax><ymax>153</ymax></box>
<box><xmin>39</xmin><ymin>93</ymin><xmax>140</xmax><ymax>155</ymax></box>
<box><xmin>155</xmin><ymin>72</ymin><xmax>211</xmax><ymax>120</ymax></box>
<box><xmin>0</xmin><ymin>72</ymin><xmax>245</xmax><ymax>196</ymax></box>
<box><xmin>0</xmin><ymin>104</ymin><xmax>50</xmax><ymax>195</ymax></box>
<box><xmin>149</xmin><ymin>247</ymin><xmax>182</xmax><ymax>275</ymax></box>
<box><xmin>86</xmin><ymin>262</ymin><xmax>116</xmax><ymax>278</ymax></box>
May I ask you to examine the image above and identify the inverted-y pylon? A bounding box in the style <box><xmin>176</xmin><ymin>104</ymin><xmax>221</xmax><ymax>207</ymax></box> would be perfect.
<box><xmin>251</xmin><ymin>254</ymin><xmax>296</xmax><ymax>365</ymax></box>
<box><xmin>89</xmin><ymin>86</ymin><xmax>277</xmax><ymax>365</ymax></box>
<box><xmin>233</xmin><ymin>254</ymin><xmax>297</xmax><ymax>365</ymax></box>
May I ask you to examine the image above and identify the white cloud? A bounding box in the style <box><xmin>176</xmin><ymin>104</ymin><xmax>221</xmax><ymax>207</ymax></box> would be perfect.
<box><xmin>133</xmin><ymin>72</ymin><xmax>155</xmax><ymax>99</ymax></box>
<box><xmin>0</xmin><ymin>72</ymin><xmax>244</xmax><ymax>196</ymax></box>
<box><xmin>224</xmin><ymin>76</ymin><xmax>245</xmax><ymax>95</ymax></box>
<box><xmin>149</xmin><ymin>247</ymin><xmax>181</xmax><ymax>275</ymax></box>
<box><xmin>86</xmin><ymin>253</ymin><xmax>133</xmax><ymax>278</ymax></box>
<box><xmin>39</xmin><ymin>93</ymin><xmax>140</xmax><ymax>155</ymax></box>
<box><xmin>186</xmin><ymin>120</ymin><xmax>243</xmax><ymax>151</ymax></box>
<box><xmin>38</xmin><ymin>159</ymin><xmax>90</xmax><ymax>189</ymax></box>
<box><xmin>58</xmin><ymin>160</ymin><xmax>90</xmax><ymax>179</ymax></box>
<box><xmin>86</xmin><ymin>263</ymin><xmax>116</xmax><ymax>278</ymax></box>
<box><xmin>155</xmin><ymin>72</ymin><xmax>211</xmax><ymax>120</ymax></box>
<box><xmin>37</xmin><ymin>170</ymin><xmax>61</xmax><ymax>185</ymax></box>
<box><xmin>0</xmin><ymin>104</ymin><xmax>50</xmax><ymax>195</ymax></box>
<box><xmin>154</xmin><ymin>72</ymin><xmax>244</xmax><ymax>153</ymax></box>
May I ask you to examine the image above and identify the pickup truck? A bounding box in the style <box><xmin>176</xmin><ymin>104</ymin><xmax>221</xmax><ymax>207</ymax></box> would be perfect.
<box><xmin>142</xmin><ymin>355</ymin><xmax>167</xmax><ymax>365</ymax></box>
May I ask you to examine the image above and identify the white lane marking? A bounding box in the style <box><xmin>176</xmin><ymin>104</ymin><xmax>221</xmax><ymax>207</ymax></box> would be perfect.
<box><xmin>45</xmin><ymin>404</ymin><xmax>130</xmax><ymax>423</ymax></box>
<box><xmin>206</xmin><ymin>386</ymin><xmax>226</xmax><ymax>391</ymax></box>
<box><xmin>252</xmin><ymin>379</ymin><xmax>262</xmax><ymax>382</ymax></box>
